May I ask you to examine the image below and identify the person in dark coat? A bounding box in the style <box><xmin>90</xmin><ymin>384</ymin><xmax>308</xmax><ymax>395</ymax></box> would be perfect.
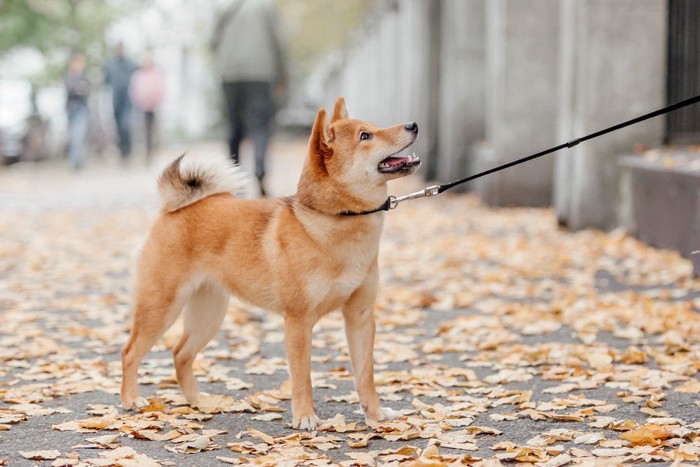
<box><xmin>210</xmin><ymin>0</ymin><xmax>289</xmax><ymax>196</ymax></box>
<box><xmin>104</xmin><ymin>42</ymin><xmax>138</xmax><ymax>159</ymax></box>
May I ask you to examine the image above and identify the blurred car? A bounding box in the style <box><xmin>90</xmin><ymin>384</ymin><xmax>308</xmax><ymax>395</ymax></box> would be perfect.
<box><xmin>0</xmin><ymin>123</ymin><xmax>24</xmax><ymax>165</ymax></box>
<box><xmin>0</xmin><ymin>79</ymin><xmax>50</xmax><ymax>165</ymax></box>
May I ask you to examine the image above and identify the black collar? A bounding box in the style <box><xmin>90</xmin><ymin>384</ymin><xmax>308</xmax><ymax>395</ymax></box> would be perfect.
<box><xmin>290</xmin><ymin>196</ymin><xmax>392</xmax><ymax>217</ymax></box>
<box><xmin>338</xmin><ymin>197</ymin><xmax>392</xmax><ymax>216</ymax></box>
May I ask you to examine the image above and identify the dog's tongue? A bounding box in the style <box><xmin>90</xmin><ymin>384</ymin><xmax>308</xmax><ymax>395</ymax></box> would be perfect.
<box><xmin>382</xmin><ymin>157</ymin><xmax>409</xmax><ymax>167</ymax></box>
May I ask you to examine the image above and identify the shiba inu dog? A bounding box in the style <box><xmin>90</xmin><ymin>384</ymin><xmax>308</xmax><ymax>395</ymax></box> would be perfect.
<box><xmin>121</xmin><ymin>97</ymin><xmax>421</xmax><ymax>429</ymax></box>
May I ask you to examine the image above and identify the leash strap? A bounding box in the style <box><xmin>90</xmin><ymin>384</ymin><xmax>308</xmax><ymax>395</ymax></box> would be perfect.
<box><xmin>343</xmin><ymin>93</ymin><xmax>700</xmax><ymax>216</ymax></box>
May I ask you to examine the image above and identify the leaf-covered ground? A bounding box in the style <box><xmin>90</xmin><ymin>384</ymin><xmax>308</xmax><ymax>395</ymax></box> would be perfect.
<box><xmin>1</xmin><ymin>142</ymin><xmax>699</xmax><ymax>466</ymax></box>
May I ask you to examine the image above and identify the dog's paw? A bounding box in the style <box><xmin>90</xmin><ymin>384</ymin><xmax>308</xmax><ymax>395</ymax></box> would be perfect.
<box><xmin>292</xmin><ymin>413</ymin><xmax>320</xmax><ymax>430</ymax></box>
<box><xmin>121</xmin><ymin>396</ymin><xmax>149</xmax><ymax>411</ymax></box>
<box><xmin>365</xmin><ymin>406</ymin><xmax>399</xmax><ymax>423</ymax></box>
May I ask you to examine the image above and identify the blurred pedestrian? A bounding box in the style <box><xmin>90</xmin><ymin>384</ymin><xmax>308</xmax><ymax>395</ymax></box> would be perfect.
<box><xmin>130</xmin><ymin>54</ymin><xmax>165</xmax><ymax>163</ymax></box>
<box><xmin>210</xmin><ymin>0</ymin><xmax>289</xmax><ymax>196</ymax></box>
<box><xmin>103</xmin><ymin>42</ymin><xmax>138</xmax><ymax>160</ymax></box>
<box><xmin>64</xmin><ymin>51</ymin><xmax>90</xmax><ymax>171</ymax></box>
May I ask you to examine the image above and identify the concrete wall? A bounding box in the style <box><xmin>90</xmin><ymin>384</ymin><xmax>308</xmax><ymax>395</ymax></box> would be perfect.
<box><xmin>316</xmin><ymin>0</ymin><xmax>668</xmax><ymax>228</ymax></box>
<box><xmin>322</xmin><ymin>0</ymin><xmax>439</xmax><ymax>174</ymax></box>
<box><xmin>473</xmin><ymin>0</ymin><xmax>560</xmax><ymax>206</ymax></box>
<box><xmin>319</xmin><ymin>0</ymin><xmax>486</xmax><ymax>184</ymax></box>
<box><xmin>619</xmin><ymin>156</ymin><xmax>700</xmax><ymax>274</ymax></box>
<box><xmin>436</xmin><ymin>0</ymin><xmax>486</xmax><ymax>184</ymax></box>
<box><xmin>554</xmin><ymin>0</ymin><xmax>667</xmax><ymax>230</ymax></box>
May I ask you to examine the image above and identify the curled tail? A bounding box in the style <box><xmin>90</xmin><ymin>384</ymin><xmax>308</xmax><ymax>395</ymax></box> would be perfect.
<box><xmin>158</xmin><ymin>154</ymin><xmax>248</xmax><ymax>213</ymax></box>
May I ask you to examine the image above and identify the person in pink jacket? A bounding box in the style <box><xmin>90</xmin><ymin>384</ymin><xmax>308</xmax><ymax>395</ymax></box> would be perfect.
<box><xmin>129</xmin><ymin>55</ymin><xmax>164</xmax><ymax>162</ymax></box>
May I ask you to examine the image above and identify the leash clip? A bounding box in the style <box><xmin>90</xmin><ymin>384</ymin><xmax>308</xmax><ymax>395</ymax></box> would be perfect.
<box><xmin>387</xmin><ymin>196</ymin><xmax>399</xmax><ymax>210</ymax></box>
<box><xmin>388</xmin><ymin>185</ymin><xmax>441</xmax><ymax>210</ymax></box>
<box><xmin>424</xmin><ymin>185</ymin><xmax>440</xmax><ymax>197</ymax></box>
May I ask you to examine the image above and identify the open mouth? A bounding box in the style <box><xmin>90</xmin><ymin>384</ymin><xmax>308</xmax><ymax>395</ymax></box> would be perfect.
<box><xmin>378</xmin><ymin>152</ymin><xmax>421</xmax><ymax>174</ymax></box>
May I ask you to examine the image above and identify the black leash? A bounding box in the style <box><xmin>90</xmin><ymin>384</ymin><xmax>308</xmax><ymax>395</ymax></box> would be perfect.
<box><xmin>341</xmin><ymin>93</ymin><xmax>700</xmax><ymax>216</ymax></box>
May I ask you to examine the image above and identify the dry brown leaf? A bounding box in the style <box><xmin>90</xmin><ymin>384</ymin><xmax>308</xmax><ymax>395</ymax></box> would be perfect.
<box><xmin>670</xmin><ymin>444</ymin><xmax>700</xmax><ymax>462</ymax></box>
<box><xmin>246</xmin><ymin>427</ymin><xmax>275</xmax><ymax>445</ymax></box>
<box><xmin>318</xmin><ymin>413</ymin><xmax>362</xmax><ymax>433</ymax></box>
<box><xmin>620</xmin><ymin>424</ymin><xmax>674</xmax><ymax>446</ymax></box>
<box><xmin>251</xmin><ymin>413</ymin><xmax>283</xmax><ymax>421</ymax></box>
<box><xmin>619</xmin><ymin>346</ymin><xmax>647</xmax><ymax>364</ymax></box>
<box><xmin>85</xmin><ymin>433</ymin><xmax>121</xmax><ymax>447</ymax></box>
<box><xmin>346</xmin><ymin>432</ymin><xmax>379</xmax><ymax>448</ymax></box>
<box><xmin>51</xmin><ymin>459</ymin><xmax>80</xmax><ymax>467</ymax></box>
<box><xmin>639</xmin><ymin>406</ymin><xmax>670</xmax><ymax>418</ymax></box>
<box><xmin>591</xmin><ymin>447</ymin><xmax>632</xmax><ymax>457</ymax></box>
<box><xmin>586</xmin><ymin>352</ymin><xmax>613</xmax><ymax>371</ymax></box>
<box><xmin>78</xmin><ymin>418</ymin><xmax>115</xmax><ymax>430</ymax></box>
<box><xmin>217</xmin><ymin>457</ymin><xmax>243</xmax><ymax>465</ymax></box>
<box><xmin>675</xmin><ymin>379</ymin><xmax>700</xmax><ymax>393</ymax></box>
<box><xmin>138</xmin><ymin>397</ymin><xmax>168</xmax><ymax>414</ymax></box>
<box><xmin>193</xmin><ymin>394</ymin><xmax>236</xmax><ymax>414</ymax></box>
<box><xmin>574</xmin><ymin>432</ymin><xmax>606</xmax><ymax>445</ymax></box>
<box><xmin>489</xmin><ymin>413</ymin><xmax>517</xmax><ymax>422</ymax></box>
<box><xmin>19</xmin><ymin>450</ymin><xmax>61</xmax><ymax>460</ymax></box>
<box><xmin>609</xmin><ymin>419</ymin><xmax>637</xmax><ymax>431</ymax></box>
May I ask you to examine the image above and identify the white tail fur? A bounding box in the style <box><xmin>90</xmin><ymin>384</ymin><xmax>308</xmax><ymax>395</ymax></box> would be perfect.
<box><xmin>158</xmin><ymin>154</ymin><xmax>248</xmax><ymax>213</ymax></box>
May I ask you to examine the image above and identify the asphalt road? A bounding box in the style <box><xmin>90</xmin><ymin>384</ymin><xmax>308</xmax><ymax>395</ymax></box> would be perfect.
<box><xmin>1</xmin><ymin>139</ymin><xmax>699</xmax><ymax>466</ymax></box>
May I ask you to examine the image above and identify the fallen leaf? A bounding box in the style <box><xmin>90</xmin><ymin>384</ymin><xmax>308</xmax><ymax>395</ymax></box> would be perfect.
<box><xmin>620</xmin><ymin>424</ymin><xmax>674</xmax><ymax>446</ymax></box>
<box><xmin>247</xmin><ymin>427</ymin><xmax>275</xmax><ymax>445</ymax></box>
<box><xmin>19</xmin><ymin>450</ymin><xmax>61</xmax><ymax>460</ymax></box>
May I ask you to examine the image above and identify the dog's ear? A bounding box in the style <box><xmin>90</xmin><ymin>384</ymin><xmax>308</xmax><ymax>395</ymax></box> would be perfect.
<box><xmin>309</xmin><ymin>108</ymin><xmax>332</xmax><ymax>164</ymax></box>
<box><xmin>331</xmin><ymin>97</ymin><xmax>349</xmax><ymax>123</ymax></box>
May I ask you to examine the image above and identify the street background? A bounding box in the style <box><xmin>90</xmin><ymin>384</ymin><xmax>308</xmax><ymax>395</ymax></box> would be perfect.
<box><xmin>2</xmin><ymin>0</ymin><xmax>700</xmax><ymax>465</ymax></box>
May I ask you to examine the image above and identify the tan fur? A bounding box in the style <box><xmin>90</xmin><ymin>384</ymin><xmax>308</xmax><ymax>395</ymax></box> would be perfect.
<box><xmin>121</xmin><ymin>97</ymin><xmax>420</xmax><ymax>429</ymax></box>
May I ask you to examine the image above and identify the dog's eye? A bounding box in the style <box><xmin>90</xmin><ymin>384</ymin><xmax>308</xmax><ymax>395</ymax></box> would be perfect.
<box><xmin>360</xmin><ymin>132</ymin><xmax>372</xmax><ymax>141</ymax></box>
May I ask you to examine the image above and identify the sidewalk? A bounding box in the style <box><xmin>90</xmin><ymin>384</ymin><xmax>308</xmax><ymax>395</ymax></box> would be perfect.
<box><xmin>1</xmin><ymin>138</ymin><xmax>699</xmax><ymax>466</ymax></box>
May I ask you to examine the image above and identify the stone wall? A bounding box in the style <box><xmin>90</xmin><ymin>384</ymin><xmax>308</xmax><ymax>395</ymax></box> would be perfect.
<box><xmin>322</xmin><ymin>0</ymin><xmax>439</xmax><ymax>174</ymax></box>
<box><xmin>316</xmin><ymin>0</ymin><xmax>669</xmax><ymax>228</ymax></box>
<box><xmin>619</xmin><ymin>154</ymin><xmax>700</xmax><ymax>274</ymax></box>
<box><xmin>436</xmin><ymin>0</ymin><xmax>487</xmax><ymax>184</ymax></box>
<box><xmin>554</xmin><ymin>0</ymin><xmax>667</xmax><ymax>230</ymax></box>
<box><xmin>473</xmin><ymin>0</ymin><xmax>560</xmax><ymax>206</ymax></box>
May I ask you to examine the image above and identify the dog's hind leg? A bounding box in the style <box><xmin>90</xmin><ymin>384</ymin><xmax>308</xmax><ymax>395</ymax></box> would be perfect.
<box><xmin>173</xmin><ymin>281</ymin><xmax>229</xmax><ymax>405</ymax></box>
<box><xmin>121</xmin><ymin>281</ymin><xmax>185</xmax><ymax>410</ymax></box>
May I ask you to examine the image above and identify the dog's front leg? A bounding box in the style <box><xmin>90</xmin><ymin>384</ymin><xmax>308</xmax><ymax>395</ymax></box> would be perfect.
<box><xmin>284</xmin><ymin>315</ymin><xmax>319</xmax><ymax>430</ymax></box>
<box><xmin>342</xmin><ymin>268</ymin><xmax>398</xmax><ymax>423</ymax></box>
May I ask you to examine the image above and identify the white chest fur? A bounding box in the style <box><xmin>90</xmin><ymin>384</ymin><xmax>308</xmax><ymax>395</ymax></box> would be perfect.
<box><xmin>305</xmin><ymin>255</ymin><xmax>374</xmax><ymax>313</ymax></box>
<box><xmin>302</xmin><ymin>218</ymin><xmax>382</xmax><ymax>313</ymax></box>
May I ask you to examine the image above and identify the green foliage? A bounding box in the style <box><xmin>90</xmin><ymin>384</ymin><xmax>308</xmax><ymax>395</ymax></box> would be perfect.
<box><xmin>279</xmin><ymin>0</ymin><xmax>374</xmax><ymax>76</ymax></box>
<box><xmin>0</xmin><ymin>0</ymin><xmax>116</xmax><ymax>83</ymax></box>
<box><xmin>0</xmin><ymin>0</ymin><xmax>56</xmax><ymax>54</ymax></box>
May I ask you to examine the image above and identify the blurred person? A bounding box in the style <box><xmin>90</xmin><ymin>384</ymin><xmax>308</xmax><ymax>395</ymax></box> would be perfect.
<box><xmin>64</xmin><ymin>51</ymin><xmax>90</xmax><ymax>171</ymax></box>
<box><xmin>130</xmin><ymin>55</ymin><xmax>165</xmax><ymax>163</ymax></box>
<box><xmin>103</xmin><ymin>42</ymin><xmax>138</xmax><ymax>160</ymax></box>
<box><xmin>210</xmin><ymin>0</ymin><xmax>289</xmax><ymax>196</ymax></box>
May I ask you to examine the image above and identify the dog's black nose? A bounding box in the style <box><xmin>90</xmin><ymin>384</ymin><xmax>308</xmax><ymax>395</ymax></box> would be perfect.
<box><xmin>405</xmin><ymin>122</ymin><xmax>418</xmax><ymax>134</ymax></box>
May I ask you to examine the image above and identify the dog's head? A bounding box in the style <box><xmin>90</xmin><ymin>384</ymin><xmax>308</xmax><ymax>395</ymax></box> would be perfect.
<box><xmin>307</xmin><ymin>97</ymin><xmax>421</xmax><ymax>187</ymax></box>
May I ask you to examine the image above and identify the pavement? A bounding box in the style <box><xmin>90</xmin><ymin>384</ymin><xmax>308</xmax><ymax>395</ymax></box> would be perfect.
<box><xmin>1</xmin><ymin>138</ymin><xmax>699</xmax><ymax>466</ymax></box>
